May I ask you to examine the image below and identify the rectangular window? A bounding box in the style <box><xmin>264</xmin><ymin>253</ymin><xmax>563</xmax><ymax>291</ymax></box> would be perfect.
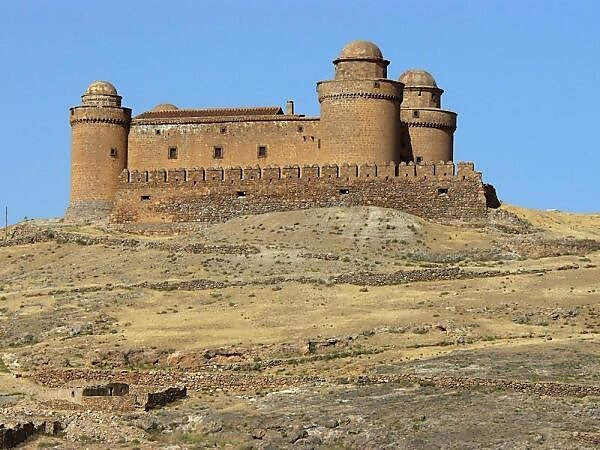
<box><xmin>257</xmin><ymin>145</ymin><xmax>267</xmax><ymax>158</ymax></box>
<box><xmin>236</xmin><ymin>191</ymin><xmax>246</xmax><ymax>198</ymax></box>
<box><xmin>168</xmin><ymin>147</ymin><xmax>178</xmax><ymax>159</ymax></box>
<box><xmin>437</xmin><ymin>188</ymin><xmax>449</xmax><ymax>195</ymax></box>
<box><xmin>141</xmin><ymin>195</ymin><xmax>151</xmax><ymax>201</ymax></box>
<box><xmin>220</xmin><ymin>127</ymin><xmax>227</xmax><ymax>134</ymax></box>
<box><xmin>297</xmin><ymin>125</ymin><xmax>304</xmax><ymax>133</ymax></box>
<box><xmin>110</xmin><ymin>148</ymin><xmax>118</xmax><ymax>158</ymax></box>
<box><xmin>213</xmin><ymin>146</ymin><xmax>223</xmax><ymax>159</ymax></box>
<box><xmin>156</xmin><ymin>129</ymin><xmax>161</xmax><ymax>135</ymax></box>
<box><xmin>339</xmin><ymin>188</ymin><xmax>350</xmax><ymax>195</ymax></box>
<box><xmin>416</xmin><ymin>156</ymin><xmax>423</xmax><ymax>163</ymax></box>
<box><xmin>413</xmin><ymin>110</ymin><xmax>419</xmax><ymax>118</ymax></box>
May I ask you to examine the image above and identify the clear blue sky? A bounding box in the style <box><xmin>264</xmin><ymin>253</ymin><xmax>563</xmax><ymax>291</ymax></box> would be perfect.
<box><xmin>1</xmin><ymin>0</ymin><xmax>599</xmax><ymax>224</ymax></box>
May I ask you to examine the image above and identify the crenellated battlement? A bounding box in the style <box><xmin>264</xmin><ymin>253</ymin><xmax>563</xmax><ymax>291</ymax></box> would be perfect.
<box><xmin>119</xmin><ymin>161</ymin><xmax>480</xmax><ymax>186</ymax></box>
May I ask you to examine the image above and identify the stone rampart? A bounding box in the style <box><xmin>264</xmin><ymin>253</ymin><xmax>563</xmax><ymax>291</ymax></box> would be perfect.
<box><xmin>111</xmin><ymin>161</ymin><xmax>488</xmax><ymax>225</ymax></box>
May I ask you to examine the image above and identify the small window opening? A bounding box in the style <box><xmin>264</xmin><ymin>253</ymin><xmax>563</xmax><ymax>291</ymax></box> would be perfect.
<box><xmin>236</xmin><ymin>191</ymin><xmax>246</xmax><ymax>198</ymax></box>
<box><xmin>418</xmin><ymin>90</ymin><xmax>422</xmax><ymax>96</ymax></box>
<box><xmin>110</xmin><ymin>148</ymin><xmax>117</xmax><ymax>158</ymax></box>
<box><xmin>297</xmin><ymin>125</ymin><xmax>304</xmax><ymax>133</ymax></box>
<box><xmin>220</xmin><ymin>126</ymin><xmax>227</xmax><ymax>134</ymax></box>
<box><xmin>168</xmin><ymin>147</ymin><xmax>178</xmax><ymax>159</ymax></box>
<box><xmin>109</xmin><ymin>387</ymin><xmax>114</xmax><ymax>396</ymax></box>
<box><xmin>374</xmin><ymin>81</ymin><xmax>380</xmax><ymax>88</ymax></box>
<box><xmin>257</xmin><ymin>145</ymin><xmax>267</xmax><ymax>158</ymax></box>
<box><xmin>141</xmin><ymin>195</ymin><xmax>151</xmax><ymax>201</ymax></box>
<box><xmin>339</xmin><ymin>188</ymin><xmax>350</xmax><ymax>195</ymax></box>
<box><xmin>413</xmin><ymin>110</ymin><xmax>419</xmax><ymax>118</ymax></box>
<box><xmin>213</xmin><ymin>146</ymin><xmax>223</xmax><ymax>159</ymax></box>
<box><xmin>155</xmin><ymin>129</ymin><xmax>161</xmax><ymax>135</ymax></box>
<box><xmin>71</xmin><ymin>391</ymin><xmax>75</xmax><ymax>398</ymax></box>
<box><xmin>438</xmin><ymin>188</ymin><xmax>449</xmax><ymax>195</ymax></box>
<box><xmin>416</xmin><ymin>156</ymin><xmax>423</xmax><ymax>163</ymax></box>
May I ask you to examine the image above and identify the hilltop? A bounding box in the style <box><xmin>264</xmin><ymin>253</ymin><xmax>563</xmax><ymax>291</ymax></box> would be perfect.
<box><xmin>0</xmin><ymin>205</ymin><xmax>599</xmax><ymax>448</ymax></box>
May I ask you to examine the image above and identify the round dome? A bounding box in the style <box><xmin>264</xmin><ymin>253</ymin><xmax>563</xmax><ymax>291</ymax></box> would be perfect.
<box><xmin>85</xmin><ymin>80</ymin><xmax>118</xmax><ymax>96</ymax></box>
<box><xmin>152</xmin><ymin>103</ymin><xmax>178</xmax><ymax>112</ymax></box>
<box><xmin>399</xmin><ymin>70</ymin><xmax>438</xmax><ymax>88</ymax></box>
<box><xmin>338</xmin><ymin>40</ymin><xmax>383</xmax><ymax>60</ymax></box>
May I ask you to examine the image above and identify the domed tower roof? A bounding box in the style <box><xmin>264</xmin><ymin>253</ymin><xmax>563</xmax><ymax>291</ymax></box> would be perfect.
<box><xmin>337</xmin><ymin>40</ymin><xmax>384</xmax><ymax>60</ymax></box>
<box><xmin>151</xmin><ymin>103</ymin><xmax>178</xmax><ymax>112</ymax></box>
<box><xmin>399</xmin><ymin>69</ymin><xmax>438</xmax><ymax>88</ymax></box>
<box><xmin>81</xmin><ymin>80</ymin><xmax>122</xmax><ymax>107</ymax></box>
<box><xmin>85</xmin><ymin>81</ymin><xmax>119</xmax><ymax>96</ymax></box>
<box><xmin>333</xmin><ymin>40</ymin><xmax>389</xmax><ymax>80</ymax></box>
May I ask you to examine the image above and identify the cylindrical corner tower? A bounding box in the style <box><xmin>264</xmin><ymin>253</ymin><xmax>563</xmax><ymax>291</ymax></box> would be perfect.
<box><xmin>399</xmin><ymin>70</ymin><xmax>456</xmax><ymax>163</ymax></box>
<box><xmin>66</xmin><ymin>81</ymin><xmax>131</xmax><ymax>222</ymax></box>
<box><xmin>317</xmin><ymin>40</ymin><xmax>403</xmax><ymax>165</ymax></box>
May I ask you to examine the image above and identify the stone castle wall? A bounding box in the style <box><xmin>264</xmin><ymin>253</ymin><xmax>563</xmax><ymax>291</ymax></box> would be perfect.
<box><xmin>127</xmin><ymin>117</ymin><xmax>321</xmax><ymax>170</ymax></box>
<box><xmin>67</xmin><ymin>105</ymin><xmax>131</xmax><ymax>221</ymax></box>
<box><xmin>400</xmin><ymin>108</ymin><xmax>456</xmax><ymax>163</ymax></box>
<box><xmin>318</xmin><ymin>79</ymin><xmax>402</xmax><ymax>165</ymax></box>
<box><xmin>111</xmin><ymin>161</ymin><xmax>488</xmax><ymax>225</ymax></box>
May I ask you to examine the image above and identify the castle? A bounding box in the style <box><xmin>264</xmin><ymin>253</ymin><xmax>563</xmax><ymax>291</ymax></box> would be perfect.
<box><xmin>67</xmin><ymin>40</ymin><xmax>497</xmax><ymax>229</ymax></box>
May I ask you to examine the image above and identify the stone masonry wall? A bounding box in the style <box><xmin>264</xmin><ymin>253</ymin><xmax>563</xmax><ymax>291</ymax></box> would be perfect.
<box><xmin>317</xmin><ymin>79</ymin><xmax>402</xmax><ymax>165</ymax></box>
<box><xmin>111</xmin><ymin>161</ymin><xmax>488</xmax><ymax>225</ymax></box>
<box><xmin>127</xmin><ymin>117</ymin><xmax>321</xmax><ymax>170</ymax></box>
<box><xmin>401</xmin><ymin>108</ymin><xmax>456</xmax><ymax>163</ymax></box>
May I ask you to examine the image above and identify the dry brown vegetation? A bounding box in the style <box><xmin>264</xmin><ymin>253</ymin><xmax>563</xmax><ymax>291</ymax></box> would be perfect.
<box><xmin>0</xmin><ymin>205</ymin><xmax>599</xmax><ymax>449</ymax></box>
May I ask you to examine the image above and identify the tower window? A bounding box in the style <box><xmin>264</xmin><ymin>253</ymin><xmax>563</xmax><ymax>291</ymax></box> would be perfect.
<box><xmin>168</xmin><ymin>147</ymin><xmax>178</xmax><ymax>159</ymax></box>
<box><xmin>339</xmin><ymin>188</ymin><xmax>350</xmax><ymax>195</ymax></box>
<box><xmin>220</xmin><ymin>127</ymin><xmax>227</xmax><ymax>134</ymax></box>
<box><xmin>297</xmin><ymin>125</ymin><xmax>304</xmax><ymax>133</ymax></box>
<box><xmin>156</xmin><ymin>129</ymin><xmax>161</xmax><ymax>135</ymax></box>
<box><xmin>413</xmin><ymin>110</ymin><xmax>419</xmax><ymax>118</ymax></box>
<box><xmin>257</xmin><ymin>145</ymin><xmax>267</xmax><ymax>158</ymax></box>
<box><xmin>110</xmin><ymin>148</ymin><xmax>118</xmax><ymax>158</ymax></box>
<box><xmin>213</xmin><ymin>146</ymin><xmax>223</xmax><ymax>159</ymax></box>
<box><xmin>141</xmin><ymin>195</ymin><xmax>151</xmax><ymax>201</ymax></box>
<box><xmin>416</xmin><ymin>156</ymin><xmax>423</xmax><ymax>163</ymax></box>
<box><xmin>418</xmin><ymin>90</ymin><xmax>422</xmax><ymax>96</ymax></box>
<box><xmin>437</xmin><ymin>188</ymin><xmax>449</xmax><ymax>195</ymax></box>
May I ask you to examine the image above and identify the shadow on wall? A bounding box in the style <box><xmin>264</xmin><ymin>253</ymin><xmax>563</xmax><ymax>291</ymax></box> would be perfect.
<box><xmin>400</xmin><ymin>122</ymin><xmax>414</xmax><ymax>162</ymax></box>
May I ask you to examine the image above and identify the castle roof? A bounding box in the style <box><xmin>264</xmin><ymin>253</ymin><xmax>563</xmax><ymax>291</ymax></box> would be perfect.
<box><xmin>399</xmin><ymin>70</ymin><xmax>438</xmax><ymax>88</ymax></box>
<box><xmin>151</xmin><ymin>103</ymin><xmax>179</xmax><ymax>112</ymax></box>
<box><xmin>85</xmin><ymin>81</ymin><xmax>119</xmax><ymax>96</ymax></box>
<box><xmin>337</xmin><ymin>40</ymin><xmax>384</xmax><ymax>60</ymax></box>
<box><xmin>135</xmin><ymin>106</ymin><xmax>284</xmax><ymax>120</ymax></box>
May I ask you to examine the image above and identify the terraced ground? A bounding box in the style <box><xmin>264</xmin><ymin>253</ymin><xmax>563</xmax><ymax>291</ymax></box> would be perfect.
<box><xmin>0</xmin><ymin>205</ymin><xmax>599</xmax><ymax>449</ymax></box>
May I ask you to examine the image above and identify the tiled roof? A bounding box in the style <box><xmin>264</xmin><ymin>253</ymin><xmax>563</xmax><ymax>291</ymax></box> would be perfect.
<box><xmin>135</xmin><ymin>106</ymin><xmax>284</xmax><ymax>120</ymax></box>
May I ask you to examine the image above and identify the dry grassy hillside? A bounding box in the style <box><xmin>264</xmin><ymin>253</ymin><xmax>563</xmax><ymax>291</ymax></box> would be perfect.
<box><xmin>0</xmin><ymin>205</ymin><xmax>598</xmax><ymax>449</ymax></box>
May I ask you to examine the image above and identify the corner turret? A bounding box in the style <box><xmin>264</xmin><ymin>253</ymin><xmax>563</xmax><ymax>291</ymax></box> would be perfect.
<box><xmin>399</xmin><ymin>70</ymin><xmax>456</xmax><ymax>163</ymax></box>
<box><xmin>66</xmin><ymin>81</ymin><xmax>131</xmax><ymax>222</ymax></box>
<box><xmin>317</xmin><ymin>41</ymin><xmax>403</xmax><ymax>165</ymax></box>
